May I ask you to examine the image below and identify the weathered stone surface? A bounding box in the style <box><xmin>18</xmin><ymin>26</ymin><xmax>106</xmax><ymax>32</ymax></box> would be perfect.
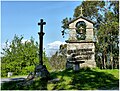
<box><xmin>27</xmin><ymin>72</ymin><xmax>35</xmax><ymax>80</ymax></box>
<box><xmin>66</xmin><ymin>16</ymin><xmax>96</xmax><ymax>69</ymax></box>
<box><xmin>73</xmin><ymin>63</ymin><xmax>80</xmax><ymax>71</ymax></box>
<box><xmin>69</xmin><ymin>18</ymin><xmax>93</xmax><ymax>29</ymax></box>
<box><xmin>69</xmin><ymin>29</ymin><xmax>76</xmax><ymax>40</ymax></box>
<box><xmin>66</xmin><ymin>42</ymin><xmax>96</xmax><ymax>68</ymax></box>
<box><xmin>69</xmin><ymin>17</ymin><xmax>94</xmax><ymax>41</ymax></box>
<box><xmin>66</xmin><ymin>62</ymin><xmax>73</xmax><ymax>69</ymax></box>
<box><xmin>35</xmin><ymin>64</ymin><xmax>50</xmax><ymax>78</ymax></box>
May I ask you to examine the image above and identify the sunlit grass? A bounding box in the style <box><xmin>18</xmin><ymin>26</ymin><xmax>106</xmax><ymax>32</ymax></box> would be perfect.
<box><xmin>1</xmin><ymin>68</ymin><xmax>119</xmax><ymax>90</ymax></box>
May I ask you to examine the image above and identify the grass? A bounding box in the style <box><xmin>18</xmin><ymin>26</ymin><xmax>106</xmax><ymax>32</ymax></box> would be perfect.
<box><xmin>1</xmin><ymin>68</ymin><xmax>119</xmax><ymax>90</ymax></box>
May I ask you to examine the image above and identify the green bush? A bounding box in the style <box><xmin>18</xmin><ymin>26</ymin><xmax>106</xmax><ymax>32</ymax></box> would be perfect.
<box><xmin>20</xmin><ymin>65</ymin><xmax>35</xmax><ymax>75</ymax></box>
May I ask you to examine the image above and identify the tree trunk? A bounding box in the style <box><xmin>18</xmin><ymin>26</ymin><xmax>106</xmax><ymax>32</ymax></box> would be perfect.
<box><xmin>102</xmin><ymin>52</ymin><xmax>106</xmax><ymax>69</ymax></box>
<box><xmin>110</xmin><ymin>55</ymin><xmax>113</xmax><ymax>69</ymax></box>
<box><xmin>104</xmin><ymin>55</ymin><xmax>106</xmax><ymax>69</ymax></box>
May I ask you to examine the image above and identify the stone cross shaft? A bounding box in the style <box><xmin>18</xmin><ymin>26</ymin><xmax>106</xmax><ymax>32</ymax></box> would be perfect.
<box><xmin>38</xmin><ymin>19</ymin><xmax>46</xmax><ymax>65</ymax></box>
<box><xmin>79</xmin><ymin>7</ymin><xmax>84</xmax><ymax>16</ymax></box>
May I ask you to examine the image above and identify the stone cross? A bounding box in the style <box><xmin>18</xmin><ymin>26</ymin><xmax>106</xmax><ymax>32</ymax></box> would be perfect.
<box><xmin>79</xmin><ymin>7</ymin><xmax>84</xmax><ymax>16</ymax></box>
<box><xmin>38</xmin><ymin>19</ymin><xmax>46</xmax><ymax>65</ymax></box>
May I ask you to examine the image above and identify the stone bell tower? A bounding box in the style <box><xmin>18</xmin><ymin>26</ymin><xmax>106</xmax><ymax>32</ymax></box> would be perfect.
<box><xmin>66</xmin><ymin>7</ymin><xmax>96</xmax><ymax>70</ymax></box>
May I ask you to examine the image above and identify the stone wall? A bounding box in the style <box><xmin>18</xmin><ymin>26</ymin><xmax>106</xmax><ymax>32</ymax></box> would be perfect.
<box><xmin>67</xmin><ymin>42</ymin><xmax>96</xmax><ymax>68</ymax></box>
<box><xmin>68</xmin><ymin>18</ymin><xmax>94</xmax><ymax>41</ymax></box>
<box><xmin>66</xmin><ymin>17</ymin><xmax>96</xmax><ymax>69</ymax></box>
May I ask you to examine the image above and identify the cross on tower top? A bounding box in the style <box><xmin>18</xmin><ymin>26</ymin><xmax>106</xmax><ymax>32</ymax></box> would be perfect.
<box><xmin>79</xmin><ymin>7</ymin><xmax>84</xmax><ymax>16</ymax></box>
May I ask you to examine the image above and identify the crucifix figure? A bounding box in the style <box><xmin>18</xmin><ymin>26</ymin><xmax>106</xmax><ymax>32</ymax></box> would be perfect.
<box><xmin>79</xmin><ymin>7</ymin><xmax>84</xmax><ymax>16</ymax></box>
<box><xmin>38</xmin><ymin>19</ymin><xmax>46</xmax><ymax>65</ymax></box>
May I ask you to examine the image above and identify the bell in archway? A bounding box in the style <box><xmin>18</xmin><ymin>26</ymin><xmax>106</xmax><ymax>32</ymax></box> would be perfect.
<box><xmin>79</xmin><ymin>27</ymin><xmax>83</xmax><ymax>34</ymax></box>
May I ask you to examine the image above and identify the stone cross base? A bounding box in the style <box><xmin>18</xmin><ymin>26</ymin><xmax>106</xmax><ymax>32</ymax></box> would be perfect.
<box><xmin>35</xmin><ymin>64</ymin><xmax>50</xmax><ymax>79</ymax></box>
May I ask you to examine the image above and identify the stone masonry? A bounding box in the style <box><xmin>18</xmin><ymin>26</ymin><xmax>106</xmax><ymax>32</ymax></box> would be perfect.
<box><xmin>66</xmin><ymin>16</ymin><xmax>96</xmax><ymax>70</ymax></box>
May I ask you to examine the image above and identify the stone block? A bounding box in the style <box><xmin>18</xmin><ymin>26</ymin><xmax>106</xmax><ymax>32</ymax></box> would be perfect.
<box><xmin>35</xmin><ymin>64</ymin><xmax>50</xmax><ymax>78</ymax></box>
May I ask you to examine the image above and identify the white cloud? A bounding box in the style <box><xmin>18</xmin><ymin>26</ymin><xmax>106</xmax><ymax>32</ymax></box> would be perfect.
<box><xmin>21</xmin><ymin>39</ymin><xmax>30</xmax><ymax>44</ymax></box>
<box><xmin>1</xmin><ymin>42</ymin><xmax>10</xmax><ymax>49</ymax></box>
<box><xmin>1</xmin><ymin>39</ymin><xmax>30</xmax><ymax>49</ymax></box>
<box><xmin>1</xmin><ymin>43</ymin><xmax>6</xmax><ymax>49</ymax></box>
<box><xmin>1</xmin><ymin>42</ymin><xmax>10</xmax><ymax>57</ymax></box>
<box><xmin>47</xmin><ymin>41</ymin><xmax>66</xmax><ymax>49</ymax></box>
<box><xmin>46</xmin><ymin>41</ymin><xmax>66</xmax><ymax>57</ymax></box>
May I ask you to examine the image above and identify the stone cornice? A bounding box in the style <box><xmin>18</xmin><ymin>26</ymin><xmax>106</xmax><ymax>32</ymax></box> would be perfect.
<box><xmin>65</xmin><ymin>40</ymin><xmax>96</xmax><ymax>43</ymax></box>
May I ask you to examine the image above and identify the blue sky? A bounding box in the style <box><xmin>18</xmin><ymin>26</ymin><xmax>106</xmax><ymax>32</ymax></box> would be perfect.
<box><xmin>1</xmin><ymin>1</ymin><xmax>82</xmax><ymax>56</ymax></box>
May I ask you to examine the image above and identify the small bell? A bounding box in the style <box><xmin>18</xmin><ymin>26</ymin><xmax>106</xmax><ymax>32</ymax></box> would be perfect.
<box><xmin>79</xmin><ymin>27</ymin><xmax>83</xmax><ymax>34</ymax></box>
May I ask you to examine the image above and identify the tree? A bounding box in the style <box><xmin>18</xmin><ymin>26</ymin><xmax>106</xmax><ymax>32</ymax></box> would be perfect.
<box><xmin>1</xmin><ymin>35</ymin><xmax>39</xmax><ymax>77</ymax></box>
<box><xmin>49</xmin><ymin>44</ymin><xmax>67</xmax><ymax>71</ymax></box>
<box><xmin>97</xmin><ymin>7</ymin><xmax>119</xmax><ymax>69</ymax></box>
<box><xmin>61</xmin><ymin>17</ymin><xmax>72</xmax><ymax>38</ymax></box>
<box><xmin>43</xmin><ymin>48</ymin><xmax>52</xmax><ymax>71</ymax></box>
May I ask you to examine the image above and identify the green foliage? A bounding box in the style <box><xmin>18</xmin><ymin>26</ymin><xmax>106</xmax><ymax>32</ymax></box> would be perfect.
<box><xmin>50</xmin><ymin>44</ymin><xmax>67</xmax><ymax>71</ymax></box>
<box><xmin>50</xmin><ymin>52</ymin><xmax>66</xmax><ymax>71</ymax></box>
<box><xmin>21</xmin><ymin>65</ymin><xmax>35</xmax><ymax>75</ymax></box>
<box><xmin>1</xmin><ymin>68</ymin><xmax>119</xmax><ymax>90</ymax></box>
<box><xmin>1</xmin><ymin>35</ymin><xmax>39</xmax><ymax>77</ymax></box>
<box><xmin>43</xmin><ymin>51</ymin><xmax>52</xmax><ymax>71</ymax></box>
<box><xmin>61</xmin><ymin>17</ymin><xmax>72</xmax><ymax>37</ymax></box>
<box><xmin>1</xmin><ymin>35</ymin><xmax>50</xmax><ymax>77</ymax></box>
<box><xmin>96</xmin><ymin>1</ymin><xmax>119</xmax><ymax>69</ymax></box>
<box><xmin>74</xmin><ymin>1</ymin><xmax>105</xmax><ymax>20</ymax></box>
